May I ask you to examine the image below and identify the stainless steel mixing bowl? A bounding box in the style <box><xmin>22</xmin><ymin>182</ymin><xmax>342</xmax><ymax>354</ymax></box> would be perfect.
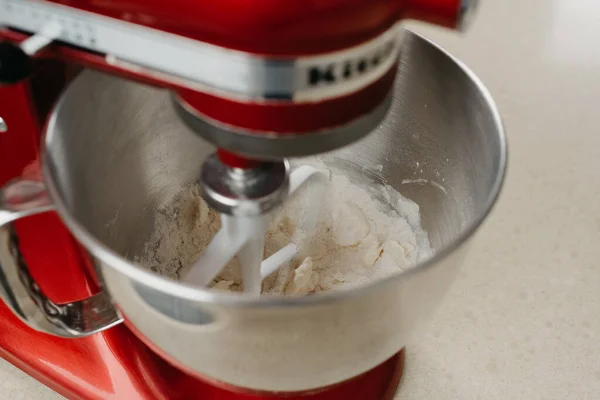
<box><xmin>0</xmin><ymin>31</ymin><xmax>506</xmax><ymax>391</ymax></box>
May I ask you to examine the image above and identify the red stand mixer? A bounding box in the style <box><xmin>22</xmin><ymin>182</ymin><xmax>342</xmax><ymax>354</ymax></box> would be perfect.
<box><xmin>0</xmin><ymin>1</ymin><xmax>477</xmax><ymax>398</ymax></box>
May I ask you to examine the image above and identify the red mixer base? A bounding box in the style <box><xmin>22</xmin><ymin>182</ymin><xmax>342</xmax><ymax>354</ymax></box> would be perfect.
<box><xmin>0</xmin><ymin>301</ymin><xmax>405</xmax><ymax>400</ymax></box>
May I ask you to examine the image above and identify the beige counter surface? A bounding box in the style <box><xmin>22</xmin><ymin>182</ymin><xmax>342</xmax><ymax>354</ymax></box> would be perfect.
<box><xmin>1</xmin><ymin>0</ymin><xmax>599</xmax><ymax>398</ymax></box>
<box><xmin>399</xmin><ymin>0</ymin><xmax>600</xmax><ymax>398</ymax></box>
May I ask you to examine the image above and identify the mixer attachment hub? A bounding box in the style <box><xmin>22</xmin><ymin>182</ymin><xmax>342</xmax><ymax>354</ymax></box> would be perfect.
<box><xmin>200</xmin><ymin>153</ymin><xmax>290</xmax><ymax>217</ymax></box>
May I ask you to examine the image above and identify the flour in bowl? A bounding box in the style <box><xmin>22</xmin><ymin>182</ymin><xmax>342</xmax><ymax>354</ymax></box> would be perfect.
<box><xmin>135</xmin><ymin>163</ymin><xmax>432</xmax><ymax>295</ymax></box>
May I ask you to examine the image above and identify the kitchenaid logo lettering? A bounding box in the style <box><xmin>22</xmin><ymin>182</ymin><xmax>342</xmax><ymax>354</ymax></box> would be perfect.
<box><xmin>307</xmin><ymin>40</ymin><xmax>396</xmax><ymax>87</ymax></box>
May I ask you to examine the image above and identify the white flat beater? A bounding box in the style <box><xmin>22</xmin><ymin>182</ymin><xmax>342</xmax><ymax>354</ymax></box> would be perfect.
<box><xmin>183</xmin><ymin>165</ymin><xmax>327</xmax><ymax>294</ymax></box>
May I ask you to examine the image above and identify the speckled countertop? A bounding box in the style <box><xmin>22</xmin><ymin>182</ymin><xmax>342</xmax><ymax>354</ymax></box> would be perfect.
<box><xmin>2</xmin><ymin>0</ymin><xmax>599</xmax><ymax>398</ymax></box>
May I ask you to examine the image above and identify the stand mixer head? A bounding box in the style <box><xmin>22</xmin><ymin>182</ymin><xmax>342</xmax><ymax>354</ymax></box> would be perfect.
<box><xmin>1</xmin><ymin>0</ymin><xmax>477</xmax><ymax>204</ymax></box>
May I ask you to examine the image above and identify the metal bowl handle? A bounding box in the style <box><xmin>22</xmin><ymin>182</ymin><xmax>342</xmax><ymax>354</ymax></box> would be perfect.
<box><xmin>0</xmin><ymin>179</ymin><xmax>122</xmax><ymax>338</ymax></box>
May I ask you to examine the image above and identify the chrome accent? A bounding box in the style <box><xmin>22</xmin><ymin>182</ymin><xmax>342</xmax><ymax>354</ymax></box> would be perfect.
<box><xmin>0</xmin><ymin>117</ymin><xmax>6</xmax><ymax>132</ymax></box>
<box><xmin>0</xmin><ymin>179</ymin><xmax>122</xmax><ymax>338</ymax></box>
<box><xmin>19</xmin><ymin>21</ymin><xmax>61</xmax><ymax>55</ymax></box>
<box><xmin>201</xmin><ymin>155</ymin><xmax>290</xmax><ymax>216</ymax></box>
<box><xmin>0</xmin><ymin>180</ymin><xmax>53</xmax><ymax>224</ymax></box>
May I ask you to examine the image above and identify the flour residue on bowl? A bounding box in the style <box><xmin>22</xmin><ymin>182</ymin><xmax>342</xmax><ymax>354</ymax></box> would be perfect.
<box><xmin>135</xmin><ymin>162</ymin><xmax>432</xmax><ymax>295</ymax></box>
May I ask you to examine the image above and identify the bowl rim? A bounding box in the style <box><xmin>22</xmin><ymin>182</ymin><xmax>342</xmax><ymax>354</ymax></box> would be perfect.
<box><xmin>42</xmin><ymin>30</ymin><xmax>507</xmax><ymax>307</ymax></box>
